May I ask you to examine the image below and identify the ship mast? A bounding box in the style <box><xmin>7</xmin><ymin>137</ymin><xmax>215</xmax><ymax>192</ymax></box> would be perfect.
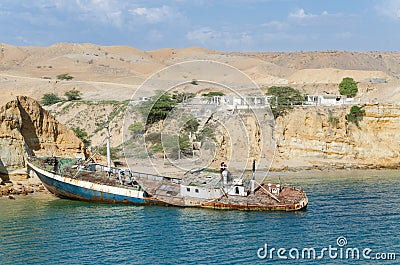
<box><xmin>105</xmin><ymin>115</ymin><xmax>111</xmax><ymax>171</ymax></box>
<box><xmin>251</xmin><ymin>159</ymin><xmax>256</xmax><ymax>194</ymax></box>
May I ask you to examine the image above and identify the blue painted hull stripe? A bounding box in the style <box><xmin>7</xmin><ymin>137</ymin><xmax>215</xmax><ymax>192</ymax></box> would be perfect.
<box><xmin>36</xmin><ymin>170</ymin><xmax>147</xmax><ymax>204</ymax></box>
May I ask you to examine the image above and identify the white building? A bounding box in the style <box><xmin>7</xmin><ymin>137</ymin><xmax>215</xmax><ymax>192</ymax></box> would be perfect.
<box><xmin>305</xmin><ymin>95</ymin><xmax>354</xmax><ymax>106</ymax></box>
<box><xmin>204</xmin><ymin>95</ymin><xmax>270</xmax><ymax>110</ymax></box>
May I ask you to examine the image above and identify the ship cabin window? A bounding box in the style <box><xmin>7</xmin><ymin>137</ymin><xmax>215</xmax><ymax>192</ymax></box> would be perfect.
<box><xmin>235</xmin><ymin>187</ymin><xmax>239</xmax><ymax>194</ymax></box>
<box><xmin>195</xmin><ymin>189</ymin><xmax>199</xmax><ymax>193</ymax></box>
<box><xmin>186</xmin><ymin>187</ymin><xmax>190</xmax><ymax>192</ymax></box>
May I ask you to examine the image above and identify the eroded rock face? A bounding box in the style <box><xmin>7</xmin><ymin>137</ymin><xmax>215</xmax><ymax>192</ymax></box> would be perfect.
<box><xmin>207</xmin><ymin>111</ymin><xmax>275</xmax><ymax>171</ymax></box>
<box><xmin>180</xmin><ymin>104</ymin><xmax>400</xmax><ymax>171</ymax></box>
<box><xmin>0</xmin><ymin>96</ymin><xmax>87</xmax><ymax>175</ymax></box>
<box><xmin>274</xmin><ymin>104</ymin><xmax>400</xmax><ymax>170</ymax></box>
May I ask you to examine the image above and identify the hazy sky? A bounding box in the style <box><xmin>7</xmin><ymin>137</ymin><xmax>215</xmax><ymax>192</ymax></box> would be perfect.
<box><xmin>0</xmin><ymin>0</ymin><xmax>399</xmax><ymax>52</ymax></box>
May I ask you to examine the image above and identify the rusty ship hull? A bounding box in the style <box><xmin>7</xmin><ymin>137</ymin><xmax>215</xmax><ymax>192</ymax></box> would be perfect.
<box><xmin>199</xmin><ymin>195</ymin><xmax>308</xmax><ymax>211</ymax></box>
<box><xmin>135</xmin><ymin>174</ymin><xmax>308</xmax><ymax>211</ymax></box>
<box><xmin>28</xmin><ymin>157</ymin><xmax>308</xmax><ymax>211</ymax></box>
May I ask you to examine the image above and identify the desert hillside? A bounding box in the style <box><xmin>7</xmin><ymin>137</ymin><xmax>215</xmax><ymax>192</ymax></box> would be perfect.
<box><xmin>1</xmin><ymin>43</ymin><xmax>400</xmax><ymax>175</ymax></box>
<box><xmin>1</xmin><ymin>42</ymin><xmax>400</xmax><ymax>105</ymax></box>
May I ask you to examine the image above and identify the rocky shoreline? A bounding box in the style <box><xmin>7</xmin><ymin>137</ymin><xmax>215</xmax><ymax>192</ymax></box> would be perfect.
<box><xmin>0</xmin><ymin>173</ymin><xmax>46</xmax><ymax>199</ymax></box>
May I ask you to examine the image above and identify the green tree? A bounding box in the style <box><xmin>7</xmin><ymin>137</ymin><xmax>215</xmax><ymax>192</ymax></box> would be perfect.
<box><xmin>41</xmin><ymin>93</ymin><xmax>62</xmax><ymax>106</ymax></box>
<box><xmin>139</xmin><ymin>92</ymin><xmax>178</xmax><ymax>125</ymax></box>
<box><xmin>178</xmin><ymin>135</ymin><xmax>192</xmax><ymax>156</ymax></box>
<box><xmin>171</xmin><ymin>91</ymin><xmax>195</xmax><ymax>102</ymax></box>
<box><xmin>339</xmin><ymin>77</ymin><xmax>358</xmax><ymax>97</ymax></box>
<box><xmin>56</xmin><ymin>73</ymin><xmax>74</xmax><ymax>80</ymax></box>
<box><xmin>345</xmin><ymin>105</ymin><xmax>365</xmax><ymax>128</ymax></box>
<box><xmin>266</xmin><ymin>86</ymin><xmax>304</xmax><ymax>118</ymax></box>
<box><xmin>65</xmin><ymin>89</ymin><xmax>82</xmax><ymax>101</ymax></box>
<box><xmin>72</xmin><ymin>127</ymin><xmax>90</xmax><ymax>147</ymax></box>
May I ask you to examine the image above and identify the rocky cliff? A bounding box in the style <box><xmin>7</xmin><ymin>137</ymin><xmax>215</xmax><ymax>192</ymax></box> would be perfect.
<box><xmin>41</xmin><ymin>100</ymin><xmax>400</xmax><ymax>172</ymax></box>
<box><xmin>195</xmin><ymin>104</ymin><xmax>400</xmax><ymax>171</ymax></box>
<box><xmin>273</xmin><ymin>104</ymin><xmax>400</xmax><ymax>170</ymax></box>
<box><xmin>0</xmin><ymin>96</ymin><xmax>87</xmax><ymax>177</ymax></box>
<box><xmin>208</xmin><ymin>110</ymin><xmax>275</xmax><ymax>171</ymax></box>
<box><xmin>7</xmin><ymin>96</ymin><xmax>398</xmax><ymax>174</ymax></box>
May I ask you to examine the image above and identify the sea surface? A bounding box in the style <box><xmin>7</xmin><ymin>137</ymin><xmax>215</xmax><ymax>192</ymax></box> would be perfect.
<box><xmin>0</xmin><ymin>171</ymin><xmax>399</xmax><ymax>264</ymax></box>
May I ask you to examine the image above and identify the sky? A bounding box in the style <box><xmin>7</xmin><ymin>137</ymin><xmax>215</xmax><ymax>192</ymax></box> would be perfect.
<box><xmin>0</xmin><ymin>0</ymin><xmax>400</xmax><ymax>52</ymax></box>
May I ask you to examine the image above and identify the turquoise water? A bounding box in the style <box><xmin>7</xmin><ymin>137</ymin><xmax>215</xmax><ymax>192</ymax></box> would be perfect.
<box><xmin>0</xmin><ymin>173</ymin><xmax>399</xmax><ymax>264</ymax></box>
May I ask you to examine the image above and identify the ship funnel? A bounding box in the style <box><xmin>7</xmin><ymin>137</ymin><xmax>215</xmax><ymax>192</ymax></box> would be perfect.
<box><xmin>220</xmin><ymin>162</ymin><xmax>228</xmax><ymax>185</ymax></box>
<box><xmin>222</xmin><ymin>170</ymin><xmax>228</xmax><ymax>185</ymax></box>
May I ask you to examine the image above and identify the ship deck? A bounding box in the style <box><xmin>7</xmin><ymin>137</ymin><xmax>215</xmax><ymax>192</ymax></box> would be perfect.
<box><xmin>29</xmin><ymin>157</ymin><xmax>307</xmax><ymax>210</ymax></box>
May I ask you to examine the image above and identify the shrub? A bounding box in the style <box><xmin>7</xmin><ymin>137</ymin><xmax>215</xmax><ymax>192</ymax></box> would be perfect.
<box><xmin>41</xmin><ymin>93</ymin><xmax>62</xmax><ymax>106</ymax></box>
<box><xmin>345</xmin><ymin>106</ymin><xmax>365</xmax><ymax>128</ymax></box>
<box><xmin>328</xmin><ymin>110</ymin><xmax>340</xmax><ymax>128</ymax></box>
<box><xmin>65</xmin><ymin>89</ymin><xmax>82</xmax><ymax>101</ymax></box>
<box><xmin>197</xmin><ymin>126</ymin><xmax>214</xmax><ymax>141</ymax></box>
<box><xmin>178</xmin><ymin>135</ymin><xmax>192</xmax><ymax>156</ymax></box>
<box><xmin>71</xmin><ymin>127</ymin><xmax>90</xmax><ymax>147</ymax></box>
<box><xmin>56</xmin><ymin>73</ymin><xmax>74</xmax><ymax>80</ymax></box>
<box><xmin>161</xmin><ymin>134</ymin><xmax>192</xmax><ymax>158</ymax></box>
<box><xmin>181</xmin><ymin>118</ymin><xmax>199</xmax><ymax>133</ymax></box>
<box><xmin>145</xmin><ymin>133</ymin><xmax>161</xmax><ymax>144</ymax></box>
<box><xmin>202</xmin><ymin>91</ymin><xmax>225</xmax><ymax>97</ymax></box>
<box><xmin>128</xmin><ymin>122</ymin><xmax>144</xmax><ymax>135</ymax></box>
